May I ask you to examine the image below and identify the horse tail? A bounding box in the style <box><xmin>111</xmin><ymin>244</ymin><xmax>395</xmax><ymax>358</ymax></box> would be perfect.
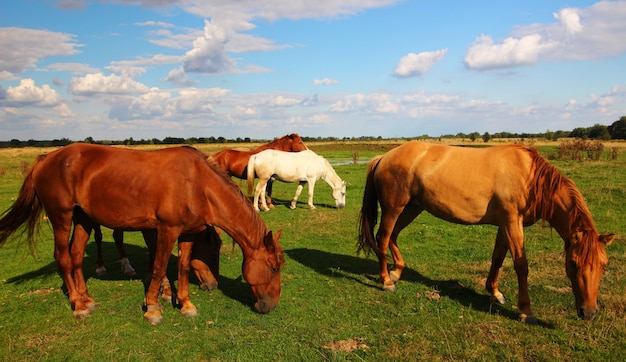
<box><xmin>358</xmin><ymin>155</ymin><xmax>384</xmax><ymax>258</ymax></box>
<box><xmin>0</xmin><ymin>155</ymin><xmax>45</xmax><ymax>255</ymax></box>
<box><xmin>246</xmin><ymin>155</ymin><xmax>256</xmax><ymax>196</ymax></box>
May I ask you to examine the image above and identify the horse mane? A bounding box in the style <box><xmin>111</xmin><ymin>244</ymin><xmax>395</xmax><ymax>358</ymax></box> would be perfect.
<box><xmin>527</xmin><ymin>147</ymin><xmax>601</xmax><ymax>267</ymax></box>
<box><xmin>184</xmin><ymin>146</ymin><xmax>268</xmax><ymax>237</ymax></box>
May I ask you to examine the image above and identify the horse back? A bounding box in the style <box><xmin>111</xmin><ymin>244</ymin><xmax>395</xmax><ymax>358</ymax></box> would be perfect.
<box><xmin>376</xmin><ymin>141</ymin><xmax>534</xmax><ymax>224</ymax></box>
<box><xmin>32</xmin><ymin>144</ymin><xmax>217</xmax><ymax>230</ymax></box>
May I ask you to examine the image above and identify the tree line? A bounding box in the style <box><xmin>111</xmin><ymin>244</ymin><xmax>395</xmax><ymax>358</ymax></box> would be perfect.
<box><xmin>2</xmin><ymin>116</ymin><xmax>625</xmax><ymax>149</ymax></box>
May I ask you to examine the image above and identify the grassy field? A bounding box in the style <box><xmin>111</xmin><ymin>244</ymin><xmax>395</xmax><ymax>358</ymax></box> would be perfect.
<box><xmin>0</xmin><ymin>140</ymin><xmax>625</xmax><ymax>361</ymax></box>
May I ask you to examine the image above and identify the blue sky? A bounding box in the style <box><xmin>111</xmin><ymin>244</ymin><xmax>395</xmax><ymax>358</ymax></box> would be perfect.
<box><xmin>1</xmin><ymin>0</ymin><xmax>625</xmax><ymax>141</ymax></box>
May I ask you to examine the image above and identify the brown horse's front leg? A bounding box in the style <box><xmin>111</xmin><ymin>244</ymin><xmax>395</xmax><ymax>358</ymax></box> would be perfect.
<box><xmin>177</xmin><ymin>237</ymin><xmax>198</xmax><ymax>318</ymax></box>
<box><xmin>503</xmin><ymin>222</ymin><xmax>536</xmax><ymax>324</ymax></box>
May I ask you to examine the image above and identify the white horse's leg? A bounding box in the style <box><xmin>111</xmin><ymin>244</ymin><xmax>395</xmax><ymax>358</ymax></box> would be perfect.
<box><xmin>290</xmin><ymin>181</ymin><xmax>306</xmax><ymax>209</ymax></box>
<box><xmin>306</xmin><ymin>179</ymin><xmax>316</xmax><ymax>209</ymax></box>
<box><xmin>255</xmin><ymin>178</ymin><xmax>270</xmax><ymax>212</ymax></box>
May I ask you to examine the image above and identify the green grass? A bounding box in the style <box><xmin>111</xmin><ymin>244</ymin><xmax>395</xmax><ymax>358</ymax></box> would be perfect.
<box><xmin>1</xmin><ymin>143</ymin><xmax>625</xmax><ymax>361</ymax></box>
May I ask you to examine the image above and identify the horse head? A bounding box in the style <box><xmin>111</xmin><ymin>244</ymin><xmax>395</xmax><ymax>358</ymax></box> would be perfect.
<box><xmin>332</xmin><ymin>181</ymin><xmax>347</xmax><ymax>209</ymax></box>
<box><xmin>564</xmin><ymin>231</ymin><xmax>614</xmax><ymax>319</ymax></box>
<box><xmin>242</xmin><ymin>230</ymin><xmax>284</xmax><ymax>313</ymax></box>
<box><xmin>287</xmin><ymin>134</ymin><xmax>308</xmax><ymax>152</ymax></box>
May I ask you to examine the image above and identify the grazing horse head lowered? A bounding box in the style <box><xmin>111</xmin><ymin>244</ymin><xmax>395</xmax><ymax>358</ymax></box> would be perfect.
<box><xmin>0</xmin><ymin>143</ymin><xmax>284</xmax><ymax>323</ymax></box>
<box><xmin>358</xmin><ymin>141</ymin><xmax>613</xmax><ymax>323</ymax></box>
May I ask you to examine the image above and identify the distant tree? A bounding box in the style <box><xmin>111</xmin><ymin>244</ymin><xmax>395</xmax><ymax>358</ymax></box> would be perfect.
<box><xmin>468</xmin><ymin>132</ymin><xmax>480</xmax><ymax>142</ymax></box>
<box><xmin>608</xmin><ymin>116</ymin><xmax>626</xmax><ymax>139</ymax></box>
<box><xmin>10</xmin><ymin>139</ymin><xmax>20</xmax><ymax>147</ymax></box>
<box><xmin>84</xmin><ymin>136</ymin><xmax>94</xmax><ymax>144</ymax></box>
<box><xmin>588</xmin><ymin>124</ymin><xmax>610</xmax><ymax>140</ymax></box>
<box><xmin>571</xmin><ymin>127</ymin><xmax>589</xmax><ymax>139</ymax></box>
<box><xmin>482</xmin><ymin>132</ymin><xmax>492</xmax><ymax>143</ymax></box>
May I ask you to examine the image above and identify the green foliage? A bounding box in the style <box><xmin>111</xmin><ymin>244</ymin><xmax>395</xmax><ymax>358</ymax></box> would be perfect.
<box><xmin>0</xmin><ymin>144</ymin><xmax>625</xmax><ymax>360</ymax></box>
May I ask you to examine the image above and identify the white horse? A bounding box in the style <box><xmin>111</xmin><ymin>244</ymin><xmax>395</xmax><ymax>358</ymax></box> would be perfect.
<box><xmin>247</xmin><ymin>150</ymin><xmax>346</xmax><ymax>211</ymax></box>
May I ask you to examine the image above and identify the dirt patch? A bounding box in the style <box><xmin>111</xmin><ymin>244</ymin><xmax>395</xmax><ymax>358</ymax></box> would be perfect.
<box><xmin>322</xmin><ymin>337</ymin><xmax>369</xmax><ymax>353</ymax></box>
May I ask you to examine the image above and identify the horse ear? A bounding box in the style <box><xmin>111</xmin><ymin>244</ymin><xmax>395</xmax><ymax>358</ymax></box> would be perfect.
<box><xmin>599</xmin><ymin>233</ymin><xmax>615</xmax><ymax>246</ymax></box>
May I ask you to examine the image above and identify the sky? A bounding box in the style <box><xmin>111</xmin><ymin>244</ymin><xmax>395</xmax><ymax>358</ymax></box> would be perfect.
<box><xmin>1</xmin><ymin>0</ymin><xmax>626</xmax><ymax>141</ymax></box>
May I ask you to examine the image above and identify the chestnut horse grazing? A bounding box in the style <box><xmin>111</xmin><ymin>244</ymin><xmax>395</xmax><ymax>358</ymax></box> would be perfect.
<box><xmin>247</xmin><ymin>149</ymin><xmax>346</xmax><ymax>211</ymax></box>
<box><xmin>0</xmin><ymin>143</ymin><xmax>284</xmax><ymax>324</ymax></box>
<box><xmin>211</xmin><ymin>133</ymin><xmax>308</xmax><ymax>208</ymax></box>
<box><xmin>358</xmin><ymin>141</ymin><xmax>613</xmax><ymax>323</ymax></box>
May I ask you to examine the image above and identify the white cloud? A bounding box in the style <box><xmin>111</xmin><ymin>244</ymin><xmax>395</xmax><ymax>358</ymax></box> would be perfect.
<box><xmin>464</xmin><ymin>34</ymin><xmax>554</xmax><ymax>70</ymax></box>
<box><xmin>464</xmin><ymin>1</ymin><xmax>626</xmax><ymax>70</ymax></box>
<box><xmin>313</xmin><ymin>78</ymin><xmax>339</xmax><ymax>86</ymax></box>
<box><xmin>2</xmin><ymin>79</ymin><xmax>60</xmax><ymax>106</ymax></box>
<box><xmin>47</xmin><ymin>63</ymin><xmax>101</xmax><ymax>75</ymax></box>
<box><xmin>330</xmin><ymin>93</ymin><xmax>398</xmax><ymax>113</ymax></box>
<box><xmin>394</xmin><ymin>49</ymin><xmax>447</xmax><ymax>78</ymax></box>
<box><xmin>69</xmin><ymin>73</ymin><xmax>150</xmax><ymax>95</ymax></box>
<box><xmin>182</xmin><ymin>0</ymin><xmax>400</xmax><ymax>21</ymax></box>
<box><xmin>0</xmin><ymin>27</ymin><xmax>81</xmax><ymax>76</ymax></box>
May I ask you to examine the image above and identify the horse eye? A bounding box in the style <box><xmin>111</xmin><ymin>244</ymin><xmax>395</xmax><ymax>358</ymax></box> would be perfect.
<box><xmin>271</xmin><ymin>267</ymin><xmax>279</xmax><ymax>273</ymax></box>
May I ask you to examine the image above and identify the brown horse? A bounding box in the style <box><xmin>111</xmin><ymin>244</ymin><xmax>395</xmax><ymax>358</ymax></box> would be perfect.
<box><xmin>358</xmin><ymin>141</ymin><xmax>614</xmax><ymax>323</ymax></box>
<box><xmin>0</xmin><ymin>143</ymin><xmax>284</xmax><ymax>324</ymax></box>
<box><xmin>211</xmin><ymin>133</ymin><xmax>308</xmax><ymax>207</ymax></box>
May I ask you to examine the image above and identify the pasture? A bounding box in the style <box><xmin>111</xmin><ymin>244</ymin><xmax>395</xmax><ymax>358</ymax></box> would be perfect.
<box><xmin>0</xmin><ymin>140</ymin><xmax>625</xmax><ymax>361</ymax></box>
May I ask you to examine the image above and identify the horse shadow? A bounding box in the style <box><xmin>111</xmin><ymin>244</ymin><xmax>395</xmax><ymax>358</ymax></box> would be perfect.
<box><xmin>269</xmin><ymin>197</ymin><xmax>337</xmax><ymax>210</ymax></box>
<box><xmin>5</xmin><ymin>240</ymin><xmax>259</xmax><ymax>312</ymax></box>
<box><xmin>285</xmin><ymin>248</ymin><xmax>554</xmax><ymax>327</ymax></box>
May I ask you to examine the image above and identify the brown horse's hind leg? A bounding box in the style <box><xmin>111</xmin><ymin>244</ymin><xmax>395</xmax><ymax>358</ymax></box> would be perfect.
<box><xmin>111</xmin><ymin>230</ymin><xmax>136</xmax><ymax>276</ymax></box>
<box><xmin>387</xmin><ymin>206</ymin><xmax>422</xmax><ymax>284</ymax></box>
<box><xmin>94</xmin><ymin>225</ymin><xmax>106</xmax><ymax>275</ymax></box>
<box><xmin>190</xmin><ymin>227</ymin><xmax>222</xmax><ymax>291</ymax></box>
<box><xmin>486</xmin><ymin>227</ymin><xmax>508</xmax><ymax>305</ymax></box>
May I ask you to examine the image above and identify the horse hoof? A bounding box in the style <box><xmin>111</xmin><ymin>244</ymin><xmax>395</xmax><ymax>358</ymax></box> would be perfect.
<box><xmin>520</xmin><ymin>314</ymin><xmax>538</xmax><ymax>325</ymax></box>
<box><xmin>181</xmin><ymin>308</ymin><xmax>199</xmax><ymax>318</ymax></box>
<box><xmin>200</xmin><ymin>282</ymin><xmax>218</xmax><ymax>291</ymax></box>
<box><xmin>73</xmin><ymin>309</ymin><xmax>92</xmax><ymax>319</ymax></box>
<box><xmin>268</xmin><ymin>203</ymin><xmax>275</xmax><ymax>209</ymax></box>
<box><xmin>86</xmin><ymin>302</ymin><xmax>99</xmax><ymax>311</ymax></box>
<box><xmin>144</xmin><ymin>313</ymin><xmax>163</xmax><ymax>325</ymax></box>
<box><xmin>490</xmin><ymin>294</ymin><xmax>506</xmax><ymax>305</ymax></box>
<box><xmin>383</xmin><ymin>284</ymin><xmax>396</xmax><ymax>292</ymax></box>
<box><xmin>95</xmin><ymin>267</ymin><xmax>107</xmax><ymax>276</ymax></box>
<box><xmin>161</xmin><ymin>294</ymin><xmax>172</xmax><ymax>304</ymax></box>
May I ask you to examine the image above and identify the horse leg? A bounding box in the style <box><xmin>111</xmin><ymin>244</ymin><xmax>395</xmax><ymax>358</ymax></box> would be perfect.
<box><xmin>142</xmin><ymin>230</ymin><xmax>172</xmax><ymax>303</ymax></box>
<box><xmin>486</xmin><ymin>227</ymin><xmax>508</xmax><ymax>305</ymax></box>
<box><xmin>94</xmin><ymin>225</ymin><xmax>106</xmax><ymax>276</ymax></box>
<box><xmin>69</xmin><ymin>210</ymin><xmax>98</xmax><ymax>317</ymax></box>
<box><xmin>113</xmin><ymin>229</ymin><xmax>136</xmax><ymax>276</ymax></box>
<box><xmin>176</xmin><ymin>236</ymin><xmax>199</xmax><ymax>318</ymax></box>
<box><xmin>191</xmin><ymin>227</ymin><xmax>222</xmax><ymax>291</ymax></box>
<box><xmin>144</xmin><ymin>228</ymin><xmax>178</xmax><ymax>324</ymax></box>
<box><xmin>387</xmin><ymin>206</ymin><xmax>421</xmax><ymax>283</ymax></box>
<box><xmin>502</xmin><ymin>219</ymin><xmax>536</xmax><ymax>324</ymax></box>
<box><xmin>290</xmin><ymin>181</ymin><xmax>306</xmax><ymax>209</ymax></box>
<box><xmin>266</xmin><ymin>179</ymin><xmax>275</xmax><ymax>209</ymax></box>
<box><xmin>375</xmin><ymin>209</ymin><xmax>404</xmax><ymax>291</ymax></box>
<box><xmin>306</xmin><ymin>179</ymin><xmax>316</xmax><ymax>209</ymax></box>
<box><xmin>254</xmin><ymin>178</ymin><xmax>269</xmax><ymax>212</ymax></box>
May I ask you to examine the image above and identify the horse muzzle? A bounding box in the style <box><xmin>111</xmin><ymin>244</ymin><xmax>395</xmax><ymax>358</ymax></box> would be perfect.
<box><xmin>578</xmin><ymin>306</ymin><xmax>598</xmax><ymax>320</ymax></box>
<box><xmin>254</xmin><ymin>298</ymin><xmax>278</xmax><ymax>314</ymax></box>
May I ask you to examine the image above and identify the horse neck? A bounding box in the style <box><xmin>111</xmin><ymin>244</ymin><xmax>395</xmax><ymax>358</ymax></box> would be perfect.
<box><xmin>547</xmin><ymin>181</ymin><xmax>597</xmax><ymax>240</ymax></box>
<box><xmin>321</xmin><ymin>165</ymin><xmax>342</xmax><ymax>189</ymax></box>
<box><xmin>207</xmin><ymin>186</ymin><xmax>267</xmax><ymax>252</ymax></box>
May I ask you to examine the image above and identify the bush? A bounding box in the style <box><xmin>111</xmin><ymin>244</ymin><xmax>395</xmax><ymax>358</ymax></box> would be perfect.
<box><xmin>556</xmin><ymin>139</ymin><xmax>605</xmax><ymax>161</ymax></box>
